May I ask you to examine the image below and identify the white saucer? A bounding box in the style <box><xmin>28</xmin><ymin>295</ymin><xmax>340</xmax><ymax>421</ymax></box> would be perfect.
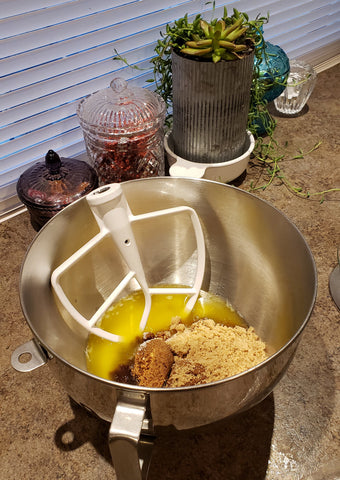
<box><xmin>165</xmin><ymin>130</ymin><xmax>255</xmax><ymax>183</ymax></box>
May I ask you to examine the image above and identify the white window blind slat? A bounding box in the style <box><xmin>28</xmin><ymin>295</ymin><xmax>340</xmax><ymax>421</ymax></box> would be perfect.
<box><xmin>279</xmin><ymin>21</ymin><xmax>340</xmax><ymax>57</ymax></box>
<box><xmin>268</xmin><ymin>15</ymin><xmax>340</xmax><ymax>47</ymax></box>
<box><xmin>1</xmin><ymin>0</ymin><xmax>198</xmax><ymax>54</ymax></box>
<box><xmin>1</xmin><ymin>117</ymin><xmax>79</xmax><ymax>162</ymax></box>
<box><xmin>1</xmin><ymin>129</ymin><xmax>84</xmax><ymax>180</ymax></box>
<box><xmin>1</xmin><ymin>0</ymin><xmax>82</xmax><ymax>18</ymax></box>
<box><xmin>1</xmin><ymin>51</ymin><xmax>154</xmax><ymax>109</ymax></box>
<box><xmin>1</xmin><ymin>24</ymin><xmax>170</xmax><ymax>94</ymax></box>
<box><xmin>265</xmin><ymin>3</ymin><xmax>339</xmax><ymax>38</ymax></box>
<box><xmin>0</xmin><ymin>58</ymin><xmax>151</xmax><ymax>129</ymax></box>
<box><xmin>289</xmin><ymin>35</ymin><xmax>340</xmax><ymax>62</ymax></box>
<box><xmin>0</xmin><ymin>0</ymin><xmax>138</xmax><ymax>39</ymax></box>
<box><xmin>1</xmin><ymin>0</ymin><xmax>339</xmax><ymax>217</ymax></box>
<box><xmin>1</xmin><ymin>23</ymin><xmax>160</xmax><ymax>78</ymax></box>
<box><xmin>1</xmin><ymin>88</ymin><xmax>81</xmax><ymax>128</ymax></box>
<box><xmin>0</xmin><ymin>67</ymin><xmax>150</xmax><ymax>152</ymax></box>
<box><xmin>1</xmin><ymin>102</ymin><xmax>78</xmax><ymax>141</ymax></box>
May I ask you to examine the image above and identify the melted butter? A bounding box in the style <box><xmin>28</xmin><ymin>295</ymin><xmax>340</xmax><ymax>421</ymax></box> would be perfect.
<box><xmin>86</xmin><ymin>287</ymin><xmax>246</xmax><ymax>380</ymax></box>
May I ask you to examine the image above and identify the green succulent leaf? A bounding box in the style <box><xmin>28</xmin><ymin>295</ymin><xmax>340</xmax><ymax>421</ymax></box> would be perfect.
<box><xmin>226</xmin><ymin>26</ymin><xmax>248</xmax><ymax>41</ymax></box>
<box><xmin>180</xmin><ymin>47</ymin><xmax>213</xmax><ymax>56</ymax></box>
<box><xmin>221</xmin><ymin>17</ymin><xmax>243</xmax><ymax>39</ymax></box>
<box><xmin>219</xmin><ymin>40</ymin><xmax>236</xmax><ymax>49</ymax></box>
<box><xmin>200</xmin><ymin>19</ymin><xmax>210</xmax><ymax>38</ymax></box>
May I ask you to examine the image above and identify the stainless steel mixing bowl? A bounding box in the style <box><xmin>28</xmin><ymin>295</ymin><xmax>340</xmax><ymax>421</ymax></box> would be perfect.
<box><xmin>12</xmin><ymin>177</ymin><xmax>317</xmax><ymax>480</ymax></box>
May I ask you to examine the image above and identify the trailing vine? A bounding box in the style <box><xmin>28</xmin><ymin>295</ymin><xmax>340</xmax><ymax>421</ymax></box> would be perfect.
<box><xmin>249</xmin><ymin>138</ymin><xmax>340</xmax><ymax>203</ymax></box>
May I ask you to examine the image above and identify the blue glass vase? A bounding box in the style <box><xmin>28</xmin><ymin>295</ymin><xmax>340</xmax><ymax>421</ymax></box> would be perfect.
<box><xmin>257</xmin><ymin>40</ymin><xmax>290</xmax><ymax>103</ymax></box>
<box><xmin>251</xmin><ymin>35</ymin><xmax>290</xmax><ymax>135</ymax></box>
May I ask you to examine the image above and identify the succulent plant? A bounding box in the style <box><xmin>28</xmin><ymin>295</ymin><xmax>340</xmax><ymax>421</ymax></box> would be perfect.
<box><xmin>150</xmin><ymin>8</ymin><xmax>268</xmax><ymax>119</ymax></box>
<box><xmin>180</xmin><ymin>15</ymin><xmax>252</xmax><ymax>63</ymax></box>
<box><xmin>157</xmin><ymin>8</ymin><xmax>265</xmax><ymax>64</ymax></box>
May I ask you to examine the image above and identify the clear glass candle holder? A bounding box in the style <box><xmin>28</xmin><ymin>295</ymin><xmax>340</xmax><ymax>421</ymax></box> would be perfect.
<box><xmin>274</xmin><ymin>60</ymin><xmax>317</xmax><ymax>115</ymax></box>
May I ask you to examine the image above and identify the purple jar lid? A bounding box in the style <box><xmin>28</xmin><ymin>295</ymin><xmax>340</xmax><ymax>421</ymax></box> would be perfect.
<box><xmin>17</xmin><ymin>149</ymin><xmax>98</xmax><ymax>230</ymax></box>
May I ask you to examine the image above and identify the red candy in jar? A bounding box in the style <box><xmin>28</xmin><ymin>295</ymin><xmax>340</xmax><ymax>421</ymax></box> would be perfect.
<box><xmin>77</xmin><ymin>78</ymin><xmax>166</xmax><ymax>185</ymax></box>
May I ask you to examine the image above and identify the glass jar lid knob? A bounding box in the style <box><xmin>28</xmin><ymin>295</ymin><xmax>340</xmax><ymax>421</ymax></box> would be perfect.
<box><xmin>110</xmin><ymin>77</ymin><xmax>128</xmax><ymax>94</ymax></box>
<box><xmin>45</xmin><ymin>149</ymin><xmax>61</xmax><ymax>175</ymax></box>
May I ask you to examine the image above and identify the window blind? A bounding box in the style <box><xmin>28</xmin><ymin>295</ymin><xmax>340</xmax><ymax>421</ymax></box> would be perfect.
<box><xmin>1</xmin><ymin>0</ymin><xmax>339</xmax><ymax>216</ymax></box>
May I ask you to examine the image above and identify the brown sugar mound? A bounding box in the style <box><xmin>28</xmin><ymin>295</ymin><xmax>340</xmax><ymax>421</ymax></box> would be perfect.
<box><xmin>132</xmin><ymin>338</ymin><xmax>174</xmax><ymax>387</ymax></box>
<box><xmin>166</xmin><ymin>358</ymin><xmax>207</xmax><ymax>387</ymax></box>
<box><xmin>165</xmin><ymin>318</ymin><xmax>268</xmax><ymax>387</ymax></box>
<box><xmin>128</xmin><ymin>318</ymin><xmax>268</xmax><ymax>388</ymax></box>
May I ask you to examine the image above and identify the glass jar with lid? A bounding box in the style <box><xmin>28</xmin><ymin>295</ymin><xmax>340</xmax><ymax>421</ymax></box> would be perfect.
<box><xmin>17</xmin><ymin>149</ymin><xmax>98</xmax><ymax>231</ymax></box>
<box><xmin>77</xmin><ymin>78</ymin><xmax>166</xmax><ymax>184</ymax></box>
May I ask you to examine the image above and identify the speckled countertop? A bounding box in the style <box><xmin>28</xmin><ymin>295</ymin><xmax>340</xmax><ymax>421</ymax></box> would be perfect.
<box><xmin>1</xmin><ymin>65</ymin><xmax>339</xmax><ymax>480</ymax></box>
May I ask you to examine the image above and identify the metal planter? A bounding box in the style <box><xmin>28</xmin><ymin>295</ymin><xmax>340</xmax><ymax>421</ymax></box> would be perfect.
<box><xmin>172</xmin><ymin>50</ymin><xmax>255</xmax><ymax>163</ymax></box>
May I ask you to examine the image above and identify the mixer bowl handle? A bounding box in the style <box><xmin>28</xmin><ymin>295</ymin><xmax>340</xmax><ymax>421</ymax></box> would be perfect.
<box><xmin>109</xmin><ymin>397</ymin><xmax>155</xmax><ymax>480</ymax></box>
